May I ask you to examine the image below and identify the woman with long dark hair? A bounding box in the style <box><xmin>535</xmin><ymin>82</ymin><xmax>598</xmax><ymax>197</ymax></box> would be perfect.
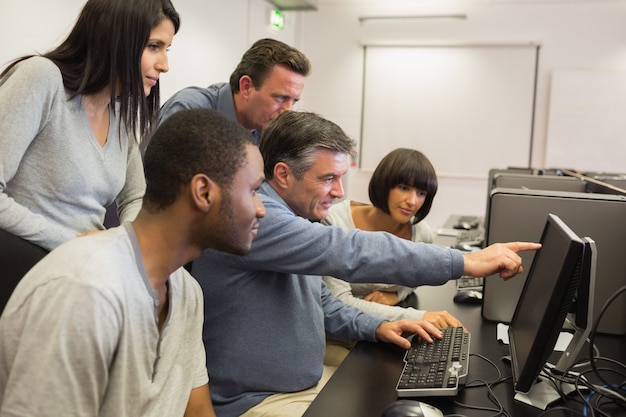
<box><xmin>0</xmin><ymin>0</ymin><xmax>180</xmax><ymax>250</ymax></box>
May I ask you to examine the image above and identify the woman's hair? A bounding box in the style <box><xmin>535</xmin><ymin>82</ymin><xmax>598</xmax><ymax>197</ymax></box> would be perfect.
<box><xmin>368</xmin><ymin>148</ymin><xmax>438</xmax><ymax>224</ymax></box>
<box><xmin>1</xmin><ymin>0</ymin><xmax>180</xmax><ymax>143</ymax></box>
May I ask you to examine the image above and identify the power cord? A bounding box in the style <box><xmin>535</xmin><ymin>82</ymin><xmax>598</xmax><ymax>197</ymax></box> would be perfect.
<box><xmin>587</xmin><ymin>285</ymin><xmax>626</xmax><ymax>410</ymax></box>
<box><xmin>451</xmin><ymin>353</ymin><xmax>512</xmax><ymax>417</ymax></box>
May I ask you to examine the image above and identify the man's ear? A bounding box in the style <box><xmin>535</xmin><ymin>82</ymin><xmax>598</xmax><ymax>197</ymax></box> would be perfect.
<box><xmin>272</xmin><ymin>162</ymin><xmax>291</xmax><ymax>190</ymax></box>
<box><xmin>191</xmin><ymin>174</ymin><xmax>219</xmax><ymax>212</ymax></box>
<box><xmin>239</xmin><ymin>75</ymin><xmax>254</xmax><ymax>100</ymax></box>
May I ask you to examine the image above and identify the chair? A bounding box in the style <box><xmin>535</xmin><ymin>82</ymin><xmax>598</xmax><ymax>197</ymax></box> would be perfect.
<box><xmin>0</xmin><ymin>229</ymin><xmax>48</xmax><ymax>315</ymax></box>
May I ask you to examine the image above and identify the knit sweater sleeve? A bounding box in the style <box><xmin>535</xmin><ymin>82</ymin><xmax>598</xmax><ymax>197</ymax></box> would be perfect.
<box><xmin>0</xmin><ymin>57</ymin><xmax>76</xmax><ymax>248</ymax></box>
<box><xmin>115</xmin><ymin>137</ymin><xmax>145</xmax><ymax>224</ymax></box>
<box><xmin>323</xmin><ymin>275</ymin><xmax>426</xmax><ymax>321</ymax></box>
<box><xmin>320</xmin><ymin>281</ymin><xmax>386</xmax><ymax>342</ymax></box>
<box><xmin>233</xmin><ymin>185</ymin><xmax>465</xmax><ymax>288</ymax></box>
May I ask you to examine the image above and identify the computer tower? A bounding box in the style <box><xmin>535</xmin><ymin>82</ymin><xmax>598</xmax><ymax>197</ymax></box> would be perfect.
<box><xmin>492</xmin><ymin>173</ymin><xmax>586</xmax><ymax>193</ymax></box>
<box><xmin>481</xmin><ymin>188</ymin><xmax>626</xmax><ymax>335</ymax></box>
<box><xmin>483</xmin><ymin>169</ymin><xmax>588</xmax><ymax>239</ymax></box>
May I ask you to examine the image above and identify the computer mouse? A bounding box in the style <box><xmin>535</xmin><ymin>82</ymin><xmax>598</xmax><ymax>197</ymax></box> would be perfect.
<box><xmin>453</xmin><ymin>290</ymin><xmax>483</xmax><ymax>304</ymax></box>
<box><xmin>381</xmin><ymin>399</ymin><xmax>444</xmax><ymax>417</ymax></box>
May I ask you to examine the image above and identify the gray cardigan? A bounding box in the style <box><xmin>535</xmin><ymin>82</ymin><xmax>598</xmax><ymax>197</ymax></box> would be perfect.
<box><xmin>0</xmin><ymin>57</ymin><xmax>144</xmax><ymax>249</ymax></box>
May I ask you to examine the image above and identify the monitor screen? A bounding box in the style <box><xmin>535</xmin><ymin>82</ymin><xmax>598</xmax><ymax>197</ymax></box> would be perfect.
<box><xmin>508</xmin><ymin>213</ymin><xmax>585</xmax><ymax>393</ymax></box>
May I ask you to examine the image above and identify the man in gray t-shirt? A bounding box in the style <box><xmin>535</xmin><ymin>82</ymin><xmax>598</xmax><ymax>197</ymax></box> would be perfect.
<box><xmin>0</xmin><ymin>109</ymin><xmax>266</xmax><ymax>417</ymax></box>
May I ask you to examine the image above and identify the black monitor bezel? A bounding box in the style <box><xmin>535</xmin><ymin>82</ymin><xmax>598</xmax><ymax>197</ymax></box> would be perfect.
<box><xmin>508</xmin><ymin>213</ymin><xmax>585</xmax><ymax>393</ymax></box>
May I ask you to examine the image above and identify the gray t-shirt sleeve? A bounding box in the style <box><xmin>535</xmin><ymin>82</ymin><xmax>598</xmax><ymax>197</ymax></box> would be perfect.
<box><xmin>0</xmin><ymin>279</ymin><xmax>120</xmax><ymax>416</ymax></box>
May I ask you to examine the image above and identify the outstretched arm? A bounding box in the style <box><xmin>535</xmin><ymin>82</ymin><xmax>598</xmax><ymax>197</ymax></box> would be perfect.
<box><xmin>463</xmin><ymin>241</ymin><xmax>541</xmax><ymax>280</ymax></box>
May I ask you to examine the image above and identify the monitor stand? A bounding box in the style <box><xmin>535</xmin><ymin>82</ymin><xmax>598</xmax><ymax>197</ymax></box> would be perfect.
<box><xmin>513</xmin><ymin>376</ymin><xmax>577</xmax><ymax>410</ymax></box>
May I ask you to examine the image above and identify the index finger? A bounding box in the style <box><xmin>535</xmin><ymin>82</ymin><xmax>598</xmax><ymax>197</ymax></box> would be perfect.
<box><xmin>504</xmin><ymin>241</ymin><xmax>542</xmax><ymax>252</ymax></box>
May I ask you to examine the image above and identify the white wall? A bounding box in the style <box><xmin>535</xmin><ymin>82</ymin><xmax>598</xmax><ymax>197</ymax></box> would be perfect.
<box><xmin>0</xmin><ymin>0</ymin><xmax>299</xmax><ymax>103</ymax></box>
<box><xmin>0</xmin><ymin>0</ymin><xmax>85</xmax><ymax>64</ymax></box>
<box><xmin>297</xmin><ymin>0</ymin><xmax>626</xmax><ymax>229</ymax></box>
<box><xmin>3</xmin><ymin>0</ymin><xmax>626</xmax><ymax>229</ymax></box>
<box><xmin>159</xmin><ymin>0</ymin><xmax>302</xmax><ymax>102</ymax></box>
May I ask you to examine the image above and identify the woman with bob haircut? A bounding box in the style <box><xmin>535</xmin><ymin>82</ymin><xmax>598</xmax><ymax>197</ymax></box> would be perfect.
<box><xmin>323</xmin><ymin>148</ymin><xmax>463</xmax><ymax>364</ymax></box>
<box><xmin>0</xmin><ymin>0</ymin><xmax>180</xmax><ymax>250</ymax></box>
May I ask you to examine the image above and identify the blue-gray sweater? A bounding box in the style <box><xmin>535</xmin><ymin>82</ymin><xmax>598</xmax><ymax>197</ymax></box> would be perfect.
<box><xmin>192</xmin><ymin>182</ymin><xmax>464</xmax><ymax>417</ymax></box>
<box><xmin>157</xmin><ymin>82</ymin><xmax>260</xmax><ymax>144</ymax></box>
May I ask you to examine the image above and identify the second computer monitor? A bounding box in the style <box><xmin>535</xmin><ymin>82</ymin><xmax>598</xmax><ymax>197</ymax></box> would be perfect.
<box><xmin>481</xmin><ymin>187</ymin><xmax>626</xmax><ymax>335</ymax></box>
<box><xmin>508</xmin><ymin>213</ymin><xmax>592</xmax><ymax>393</ymax></box>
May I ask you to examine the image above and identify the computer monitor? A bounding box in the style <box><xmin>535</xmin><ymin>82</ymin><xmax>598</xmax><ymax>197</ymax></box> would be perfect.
<box><xmin>508</xmin><ymin>214</ymin><xmax>596</xmax><ymax>400</ymax></box>
<box><xmin>482</xmin><ymin>187</ymin><xmax>625</xmax><ymax>335</ymax></box>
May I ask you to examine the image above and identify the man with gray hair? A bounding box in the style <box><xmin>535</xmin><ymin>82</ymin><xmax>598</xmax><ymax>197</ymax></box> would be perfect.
<box><xmin>193</xmin><ymin>111</ymin><xmax>540</xmax><ymax>417</ymax></box>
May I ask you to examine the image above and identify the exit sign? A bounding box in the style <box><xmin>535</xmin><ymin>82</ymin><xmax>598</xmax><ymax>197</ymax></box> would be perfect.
<box><xmin>270</xmin><ymin>9</ymin><xmax>284</xmax><ymax>30</ymax></box>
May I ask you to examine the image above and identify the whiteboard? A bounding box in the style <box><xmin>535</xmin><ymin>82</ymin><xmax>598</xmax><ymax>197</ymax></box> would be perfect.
<box><xmin>360</xmin><ymin>45</ymin><xmax>538</xmax><ymax>176</ymax></box>
<box><xmin>546</xmin><ymin>69</ymin><xmax>626</xmax><ymax>173</ymax></box>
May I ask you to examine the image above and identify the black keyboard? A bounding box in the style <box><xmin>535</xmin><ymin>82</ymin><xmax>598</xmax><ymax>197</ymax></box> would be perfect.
<box><xmin>456</xmin><ymin>229</ymin><xmax>485</xmax><ymax>246</ymax></box>
<box><xmin>396</xmin><ymin>327</ymin><xmax>470</xmax><ymax>397</ymax></box>
<box><xmin>456</xmin><ymin>276</ymin><xmax>484</xmax><ymax>290</ymax></box>
<box><xmin>456</xmin><ymin>215</ymin><xmax>481</xmax><ymax>228</ymax></box>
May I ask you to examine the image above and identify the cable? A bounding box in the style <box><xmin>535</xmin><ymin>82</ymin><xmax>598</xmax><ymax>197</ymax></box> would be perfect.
<box><xmin>454</xmin><ymin>379</ymin><xmax>511</xmax><ymax>417</ymax></box>
<box><xmin>537</xmin><ymin>357</ymin><xmax>626</xmax><ymax>417</ymax></box>
<box><xmin>463</xmin><ymin>353</ymin><xmax>503</xmax><ymax>387</ymax></box>
<box><xmin>451</xmin><ymin>354</ymin><xmax>512</xmax><ymax>417</ymax></box>
<box><xmin>571</xmin><ymin>365</ymin><xmax>626</xmax><ymax>416</ymax></box>
<box><xmin>588</xmin><ymin>286</ymin><xmax>626</xmax><ymax>390</ymax></box>
<box><xmin>535</xmin><ymin>406</ymin><xmax>581</xmax><ymax>417</ymax></box>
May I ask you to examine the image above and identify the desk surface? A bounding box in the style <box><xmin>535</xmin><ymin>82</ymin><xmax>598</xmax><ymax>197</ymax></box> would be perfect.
<box><xmin>303</xmin><ymin>281</ymin><xmax>626</xmax><ymax>417</ymax></box>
